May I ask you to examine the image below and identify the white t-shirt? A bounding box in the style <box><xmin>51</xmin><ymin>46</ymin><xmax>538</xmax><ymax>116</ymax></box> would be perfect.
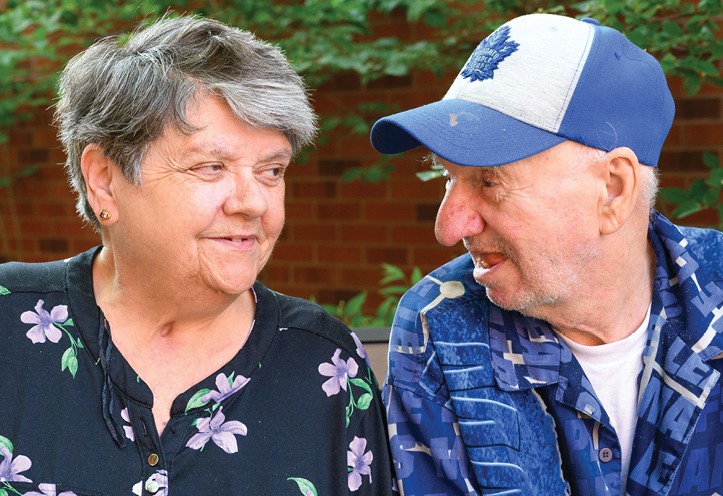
<box><xmin>558</xmin><ymin>305</ymin><xmax>651</xmax><ymax>491</ymax></box>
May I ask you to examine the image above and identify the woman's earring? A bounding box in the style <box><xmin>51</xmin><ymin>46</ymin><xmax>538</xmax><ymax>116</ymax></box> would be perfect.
<box><xmin>98</xmin><ymin>209</ymin><xmax>111</xmax><ymax>221</ymax></box>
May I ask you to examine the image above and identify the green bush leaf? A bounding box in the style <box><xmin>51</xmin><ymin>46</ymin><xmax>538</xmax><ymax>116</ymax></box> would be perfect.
<box><xmin>706</xmin><ymin>168</ymin><xmax>723</xmax><ymax>189</ymax></box>
<box><xmin>416</xmin><ymin>170</ymin><xmax>442</xmax><ymax>182</ymax></box>
<box><xmin>287</xmin><ymin>478</ymin><xmax>318</xmax><ymax>496</ymax></box>
<box><xmin>684</xmin><ymin>72</ymin><xmax>702</xmax><ymax>96</ymax></box>
<box><xmin>659</xmin><ymin>187</ymin><xmax>690</xmax><ymax>204</ymax></box>
<box><xmin>690</xmin><ymin>179</ymin><xmax>708</xmax><ymax>200</ymax></box>
<box><xmin>185</xmin><ymin>388</ymin><xmax>211</xmax><ymax>413</ymax></box>
<box><xmin>703</xmin><ymin>188</ymin><xmax>721</xmax><ymax>206</ymax></box>
<box><xmin>703</xmin><ymin>152</ymin><xmax>721</xmax><ymax>169</ymax></box>
<box><xmin>672</xmin><ymin>200</ymin><xmax>703</xmax><ymax>218</ymax></box>
<box><xmin>411</xmin><ymin>267</ymin><xmax>423</xmax><ymax>285</ymax></box>
<box><xmin>380</xmin><ymin>263</ymin><xmax>405</xmax><ymax>284</ymax></box>
<box><xmin>379</xmin><ymin>285</ymin><xmax>410</xmax><ymax>296</ymax></box>
<box><xmin>344</xmin><ymin>292</ymin><xmax>367</xmax><ymax>317</ymax></box>
<box><xmin>695</xmin><ymin>59</ymin><xmax>720</xmax><ymax>76</ymax></box>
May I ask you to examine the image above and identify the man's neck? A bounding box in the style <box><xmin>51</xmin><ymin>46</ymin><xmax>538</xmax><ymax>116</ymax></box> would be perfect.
<box><xmin>527</xmin><ymin>239</ymin><xmax>656</xmax><ymax>346</ymax></box>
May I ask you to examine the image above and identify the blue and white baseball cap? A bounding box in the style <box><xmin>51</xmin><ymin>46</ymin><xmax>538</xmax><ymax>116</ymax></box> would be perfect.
<box><xmin>370</xmin><ymin>14</ymin><xmax>675</xmax><ymax>167</ymax></box>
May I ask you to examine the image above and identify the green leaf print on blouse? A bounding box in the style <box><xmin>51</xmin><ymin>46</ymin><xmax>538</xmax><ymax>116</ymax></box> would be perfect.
<box><xmin>185</xmin><ymin>373</ymin><xmax>251</xmax><ymax>454</ymax></box>
<box><xmin>21</xmin><ymin>299</ymin><xmax>81</xmax><ymax>378</ymax></box>
<box><xmin>318</xmin><ymin>349</ymin><xmax>375</xmax><ymax>427</ymax></box>
<box><xmin>184</xmin><ymin>372</ymin><xmax>251</xmax><ymax>414</ymax></box>
<box><xmin>287</xmin><ymin>477</ymin><xmax>318</xmax><ymax>496</ymax></box>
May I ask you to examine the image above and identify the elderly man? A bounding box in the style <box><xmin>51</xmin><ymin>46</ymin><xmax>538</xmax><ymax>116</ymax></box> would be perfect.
<box><xmin>371</xmin><ymin>13</ymin><xmax>723</xmax><ymax>496</ymax></box>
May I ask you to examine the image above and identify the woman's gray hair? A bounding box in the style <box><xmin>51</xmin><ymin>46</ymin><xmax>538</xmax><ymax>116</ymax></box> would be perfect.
<box><xmin>55</xmin><ymin>15</ymin><xmax>317</xmax><ymax>231</ymax></box>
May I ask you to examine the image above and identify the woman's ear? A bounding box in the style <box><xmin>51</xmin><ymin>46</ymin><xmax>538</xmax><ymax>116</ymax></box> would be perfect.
<box><xmin>80</xmin><ymin>144</ymin><xmax>119</xmax><ymax>224</ymax></box>
<box><xmin>598</xmin><ymin>147</ymin><xmax>640</xmax><ymax>235</ymax></box>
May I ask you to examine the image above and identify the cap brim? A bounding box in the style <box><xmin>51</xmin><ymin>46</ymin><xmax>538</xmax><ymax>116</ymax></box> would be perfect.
<box><xmin>370</xmin><ymin>99</ymin><xmax>567</xmax><ymax>167</ymax></box>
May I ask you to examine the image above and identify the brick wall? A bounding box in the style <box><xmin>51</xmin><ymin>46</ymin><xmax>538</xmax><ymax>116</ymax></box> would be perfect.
<box><xmin>1</xmin><ymin>35</ymin><xmax>721</xmax><ymax>311</ymax></box>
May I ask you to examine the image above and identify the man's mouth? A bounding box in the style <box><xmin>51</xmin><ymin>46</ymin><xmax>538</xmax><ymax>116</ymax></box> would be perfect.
<box><xmin>471</xmin><ymin>252</ymin><xmax>507</xmax><ymax>272</ymax></box>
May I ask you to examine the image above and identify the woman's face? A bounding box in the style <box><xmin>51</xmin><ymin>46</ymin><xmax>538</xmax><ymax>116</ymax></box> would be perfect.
<box><xmin>109</xmin><ymin>94</ymin><xmax>292</xmax><ymax>297</ymax></box>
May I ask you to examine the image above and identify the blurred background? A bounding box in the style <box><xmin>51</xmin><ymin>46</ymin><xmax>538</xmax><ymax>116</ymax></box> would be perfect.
<box><xmin>1</xmin><ymin>0</ymin><xmax>722</xmax><ymax>333</ymax></box>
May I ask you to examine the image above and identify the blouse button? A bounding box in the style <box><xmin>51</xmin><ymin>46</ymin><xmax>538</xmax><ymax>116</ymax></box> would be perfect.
<box><xmin>148</xmin><ymin>453</ymin><xmax>159</xmax><ymax>466</ymax></box>
<box><xmin>146</xmin><ymin>480</ymin><xmax>160</xmax><ymax>494</ymax></box>
<box><xmin>599</xmin><ymin>447</ymin><xmax>613</xmax><ymax>463</ymax></box>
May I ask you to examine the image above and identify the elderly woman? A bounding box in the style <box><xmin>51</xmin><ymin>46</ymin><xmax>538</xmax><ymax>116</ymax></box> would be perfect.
<box><xmin>0</xmin><ymin>16</ymin><xmax>394</xmax><ymax>496</ymax></box>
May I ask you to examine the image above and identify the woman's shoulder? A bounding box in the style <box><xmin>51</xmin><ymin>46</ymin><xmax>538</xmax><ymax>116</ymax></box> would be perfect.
<box><xmin>267</xmin><ymin>288</ymin><xmax>361</xmax><ymax>353</ymax></box>
<box><xmin>0</xmin><ymin>258</ymin><xmax>68</xmax><ymax>294</ymax></box>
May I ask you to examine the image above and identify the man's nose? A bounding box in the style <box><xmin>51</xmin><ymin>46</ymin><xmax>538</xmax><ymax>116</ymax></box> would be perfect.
<box><xmin>434</xmin><ymin>184</ymin><xmax>485</xmax><ymax>247</ymax></box>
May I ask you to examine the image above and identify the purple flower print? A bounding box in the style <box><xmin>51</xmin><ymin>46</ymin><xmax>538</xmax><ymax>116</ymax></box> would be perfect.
<box><xmin>23</xmin><ymin>483</ymin><xmax>77</xmax><ymax>496</ymax></box>
<box><xmin>0</xmin><ymin>447</ymin><xmax>32</xmax><ymax>483</ymax></box>
<box><xmin>132</xmin><ymin>470</ymin><xmax>167</xmax><ymax>496</ymax></box>
<box><xmin>21</xmin><ymin>299</ymin><xmax>68</xmax><ymax>344</ymax></box>
<box><xmin>350</xmin><ymin>332</ymin><xmax>372</xmax><ymax>369</ymax></box>
<box><xmin>186</xmin><ymin>407</ymin><xmax>247</xmax><ymax>454</ymax></box>
<box><xmin>200</xmin><ymin>373</ymin><xmax>250</xmax><ymax>404</ymax></box>
<box><xmin>318</xmin><ymin>349</ymin><xmax>358</xmax><ymax>397</ymax></box>
<box><xmin>347</xmin><ymin>436</ymin><xmax>373</xmax><ymax>491</ymax></box>
<box><xmin>121</xmin><ymin>408</ymin><xmax>135</xmax><ymax>442</ymax></box>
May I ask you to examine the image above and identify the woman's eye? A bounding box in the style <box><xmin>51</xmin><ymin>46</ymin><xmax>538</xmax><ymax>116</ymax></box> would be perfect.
<box><xmin>261</xmin><ymin>166</ymin><xmax>286</xmax><ymax>179</ymax></box>
<box><xmin>195</xmin><ymin>164</ymin><xmax>223</xmax><ymax>173</ymax></box>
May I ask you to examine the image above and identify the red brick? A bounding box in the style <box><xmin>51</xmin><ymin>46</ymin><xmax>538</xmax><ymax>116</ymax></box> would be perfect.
<box><xmin>284</xmin><ymin>202</ymin><xmax>314</xmax><ymax>220</ymax></box>
<box><xmin>339</xmin><ymin>181</ymin><xmax>388</xmax><ymax>199</ymax></box>
<box><xmin>681</xmin><ymin>123</ymin><xmax>723</xmax><ymax>146</ymax></box>
<box><xmin>294</xmin><ymin>266</ymin><xmax>337</xmax><ymax>284</ymax></box>
<box><xmin>391</xmin><ymin>225</ymin><xmax>437</xmax><ymax>244</ymax></box>
<box><xmin>341</xmin><ymin>224</ymin><xmax>388</xmax><ymax>243</ymax></box>
<box><xmin>290</xmin><ymin>223</ymin><xmax>338</xmax><ymax>242</ymax></box>
<box><xmin>318</xmin><ymin>245</ymin><xmax>362</xmax><ymax>263</ymax></box>
<box><xmin>292</xmin><ymin>181</ymin><xmax>337</xmax><ymax>199</ymax></box>
<box><xmin>662</xmin><ymin>124</ymin><xmax>682</xmax><ymax>148</ymax></box>
<box><xmin>272</xmin><ymin>243</ymin><xmax>314</xmax><ymax>262</ymax></box>
<box><xmin>317</xmin><ymin>203</ymin><xmax>362</xmax><ymax>221</ymax></box>
<box><xmin>367</xmin><ymin>247</ymin><xmax>408</xmax><ymax>265</ymax></box>
<box><xmin>365</xmin><ymin>202</ymin><xmax>414</xmax><ymax>221</ymax></box>
<box><xmin>340</xmin><ymin>267</ymin><xmax>383</xmax><ymax>286</ymax></box>
<box><xmin>412</xmin><ymin>247</ymin><xmax>466</xmax><ymax>268</ymax></box>
<box><xmin>391</xmin><ymin>179</ymin><xmax>446</xmax><ymax>200</ymax></box>
<box><xmin>265</xmin><ymin>265</ymin><xmax>290</xmax><ymax>283</ymax></box>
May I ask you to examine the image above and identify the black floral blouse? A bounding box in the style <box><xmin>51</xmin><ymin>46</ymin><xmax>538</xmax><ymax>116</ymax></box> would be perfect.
<box><xmin>0</xmin><ymin>247</ymin><xmax>395</xmax><ymax>496</ymax></box>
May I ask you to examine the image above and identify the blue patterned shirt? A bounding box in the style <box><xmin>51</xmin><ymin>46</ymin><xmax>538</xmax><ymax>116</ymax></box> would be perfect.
<box><xmin>384</xmin><ymin>212</ymin><xmax>723</xmax><ymax>496</ymax></box>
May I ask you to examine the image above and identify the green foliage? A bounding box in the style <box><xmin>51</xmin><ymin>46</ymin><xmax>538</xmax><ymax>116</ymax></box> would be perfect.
<box><xmin>320</xmin><ymin>263</ymin><xmax>423</xmax><ymax>327</ymax></box>
<box><xmin>659</xmin><ymin>152</ymin><xmax>723</xmax><ymax>229</ymax></box>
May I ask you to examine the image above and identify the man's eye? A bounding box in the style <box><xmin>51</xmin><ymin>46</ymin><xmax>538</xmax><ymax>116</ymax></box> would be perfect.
<box><xmin>481</xmin><ymin>178</ymin><xmax>496</xmax><ymax>187</ymax></box>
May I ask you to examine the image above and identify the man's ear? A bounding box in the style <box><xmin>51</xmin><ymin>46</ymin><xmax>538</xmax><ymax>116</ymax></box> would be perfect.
<box><xmin>598</xmin><ymin>147</ymin><xmax>640</xmax><ymax>235</ymax></box>
<box><xmin>80</xmin><ymin>144</ymin><xmax>119</xmax><ymax>224</ymax></box>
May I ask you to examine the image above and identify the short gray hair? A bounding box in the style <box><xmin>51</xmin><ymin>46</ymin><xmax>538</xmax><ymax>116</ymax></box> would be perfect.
<box><xmin>55</xmin><ymin>15</ymin><xmax>317</xmax><ymax>231</ymax></box>
<box><xmin>569</xmin><ymin>144</ymin><xmax>659</xmax><ymax>208</ymax></box>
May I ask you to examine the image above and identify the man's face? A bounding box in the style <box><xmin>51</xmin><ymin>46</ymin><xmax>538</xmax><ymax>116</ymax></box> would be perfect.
<box><xmin>435</xmin><ymin>141</ymin><xmax>603</xmax><ymax>316</ymax></box>
<box><xmin>110</xmin><ymin>93</ymin><xmax>292</xmax><ymax>297</ymax></box>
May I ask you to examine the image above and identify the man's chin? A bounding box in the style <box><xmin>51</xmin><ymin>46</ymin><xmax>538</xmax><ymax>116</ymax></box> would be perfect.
<box><xmin>483</xmin><ymin>285</ymin><xmax>556</xmax><ymax>318</ymax></box>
